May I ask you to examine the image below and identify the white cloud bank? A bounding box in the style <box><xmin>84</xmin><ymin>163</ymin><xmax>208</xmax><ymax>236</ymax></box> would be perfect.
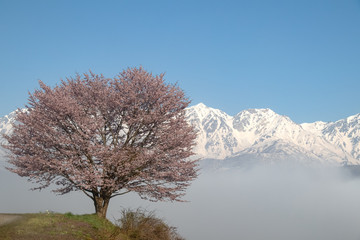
<box><xmin>2</xmin><ymin>160</ymin><xmax>360</xmax><ymax>240</ymax></box>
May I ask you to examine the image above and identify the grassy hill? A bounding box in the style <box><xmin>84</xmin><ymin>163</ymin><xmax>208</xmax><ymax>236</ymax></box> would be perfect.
<box><xmin>0</xmin><ymin>212</ymin><xmax>123</xmax><ymax>240</ymax></box>
<box><xmin>0</xmin><ymin>210</ymin><xmax>184</xmax><ymax>240</ymax></box>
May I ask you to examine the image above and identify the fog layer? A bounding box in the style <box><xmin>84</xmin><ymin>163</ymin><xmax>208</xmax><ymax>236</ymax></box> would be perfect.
<box><xmin>2</xmin><ymin>160</ymin><xmax>360</xmax><ymax>240</ymax></box>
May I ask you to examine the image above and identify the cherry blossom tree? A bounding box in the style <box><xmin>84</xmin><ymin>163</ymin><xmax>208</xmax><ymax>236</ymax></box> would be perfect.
<box><xmin>3</xmin><ymin>67</ymin><xmax>198</xmax><ymax>218</ymax></box>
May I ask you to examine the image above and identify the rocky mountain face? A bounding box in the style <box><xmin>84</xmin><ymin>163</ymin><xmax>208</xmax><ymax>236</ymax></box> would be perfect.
<box><xmin>186</xmin><ymin>103</ymin><xmax>360</xmax><ymax>166</ymax></box>
<box><xmin>1</xmin><ymin>104</ymin><xmax>359</xmax><ymax>166</ymax></box>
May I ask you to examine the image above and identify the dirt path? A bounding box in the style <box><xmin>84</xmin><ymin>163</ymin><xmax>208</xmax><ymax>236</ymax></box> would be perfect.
<box><xmin>0</xmin><ymin>214</ymin><xmax>22</xmax><ymax>226</ymax></box>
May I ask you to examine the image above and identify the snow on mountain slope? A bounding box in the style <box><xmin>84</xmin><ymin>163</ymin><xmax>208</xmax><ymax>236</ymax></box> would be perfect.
<box><xmin>1</xmin><ymin>104</ymin><xmax>359</xmax><ymax>166</ymax></box>
<box><xmin>187</xmin><ymin>103</ymin><xmax>360</xmax><ymax>165</ymax></box>
<box><xmin>302</xmin><ymin>113</ymin><xmax>360</xmax><ymax>163</ymax></box>
<box><xmin>186</xmin><ymin>103</ymin><xmax>239</xmax><ymax>159</ymax></box>
<box><xmin>0</xmin><ymin>111</ymin><xmax>16</xmax><ymax>138</ymax></box>
<box><xmin>0</xmin><ymin>110</ymin><xmax>17</xmax><ymax>157</ymax></box>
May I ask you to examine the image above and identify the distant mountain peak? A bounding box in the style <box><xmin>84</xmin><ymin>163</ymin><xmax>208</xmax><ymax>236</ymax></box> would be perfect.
<box><xmin>192</xmin><ymin>102</ymin><xmax>207</xmax><ymax>108</ymax></box>
<box><xmin>186</xmin><ymin>103</ymin><xmax>360</xmax><ymax>166</ymax></box>
<box><xmin>241</xmin><ymin>108</ymin><xmax>274</xmax><ymax>114</ymax></box>
<box><xmin>1</xmin><ymin>103</ymin><xmax>360</xmax><ymax>166</ymax></box>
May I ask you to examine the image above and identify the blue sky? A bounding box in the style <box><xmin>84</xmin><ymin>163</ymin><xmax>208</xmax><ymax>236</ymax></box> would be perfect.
<box><xmin>1</xmin><ymin>0</ymin><xmax>359</xmax><ymax>123</ymax></box>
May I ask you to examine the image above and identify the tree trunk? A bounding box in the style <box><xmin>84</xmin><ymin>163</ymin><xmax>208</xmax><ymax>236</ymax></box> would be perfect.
<box><xmin>93</xmin><ymin>195</ymin><xmax>110</xmax><ymax>219</ymax></box>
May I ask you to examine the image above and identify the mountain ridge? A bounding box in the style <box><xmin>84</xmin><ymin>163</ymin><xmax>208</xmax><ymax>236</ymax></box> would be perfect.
<box><xmin>186</xmin><ymin>103</ymin><xmax>360</xmax><ymax>166</ymax></box>
<box><xmin>1</xmin><ymin>104</ymin><xmax>360</xmax><ymax>166</ymax></box>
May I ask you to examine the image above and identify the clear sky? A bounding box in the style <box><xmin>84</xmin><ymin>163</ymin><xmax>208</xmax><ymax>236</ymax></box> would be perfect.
<box><xmin>1</xmin><ymin>0</ymin><xmax>359</xmax><ymax>123</ymax></box>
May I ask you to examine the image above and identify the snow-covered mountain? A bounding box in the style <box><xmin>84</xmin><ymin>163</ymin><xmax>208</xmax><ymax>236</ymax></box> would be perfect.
<box><xmin>186</xmin><ymin>103</ymin><xmax>360</xmax><ymax>166</ymax></box>
<box><xmin>0</xmin><ymin>111</ymin><xmax>16</xmax><ymax>137</ymax></box>
<box><xmin>1</xmin><ymin>104</ymin><xmax>360</xmax><ymax>166</ymax></box>
<box><xmin>0</xmin><ymin>110</ymin><xmax>17</xmax><ymax>157</ymax></box>
<box><xmin>301</xmin><ymin>114</ymin><xmax>360</xmax><ymax>164</ymax></box>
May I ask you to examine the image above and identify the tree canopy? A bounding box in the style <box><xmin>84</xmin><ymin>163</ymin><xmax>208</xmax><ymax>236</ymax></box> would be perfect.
<box><xmin>3</xmin><ymin>67</ymin><xmax>198</xmax><ymax>218</ymax></box>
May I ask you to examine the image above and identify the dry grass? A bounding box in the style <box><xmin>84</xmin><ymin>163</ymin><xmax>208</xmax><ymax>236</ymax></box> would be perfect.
<box><xmin>117</xmin><ymin>208</ymin><xmax>185</xmax><ymax>240</ymax></box>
